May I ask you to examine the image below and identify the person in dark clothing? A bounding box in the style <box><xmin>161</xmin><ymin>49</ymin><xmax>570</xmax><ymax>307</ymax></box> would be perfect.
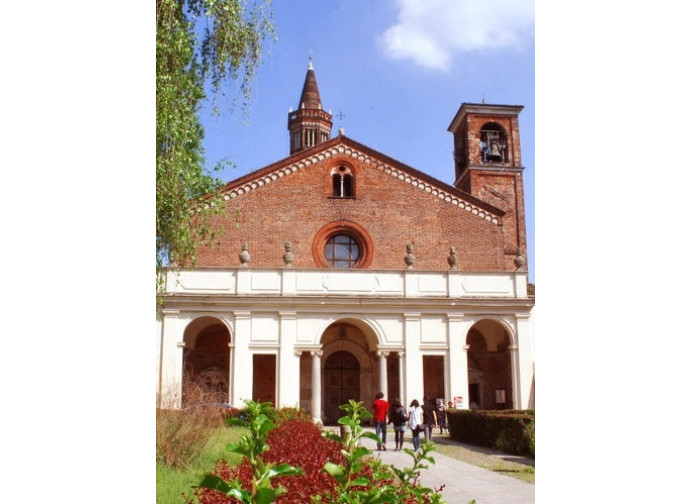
<box><xmin>436</xmin><ymin>398</ymin><xmax>447</xmax><ymax>434</ymax></box>
<box><xmin>421</xmin><ymin>395</ymin><xmax>438</xmax><ymax>441</ymax></box>
<box><xmin>388</xmin><ymin>397</ymin><xmax>408</xmax><ymax>450</ymax></box>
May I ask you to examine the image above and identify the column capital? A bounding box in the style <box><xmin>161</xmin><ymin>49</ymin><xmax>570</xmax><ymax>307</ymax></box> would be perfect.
<box><xmin>397</xmin><ymin>351</ymin><xmax>405</xmax><ymax>358</ymax></box>
<box><xmin>310</xmin><ymin>349</ymin><xmax>323</xmax><ymax>358</ymax></box>
<box><xmin>176</xmin><ymin>341</ymin><xmax>186</xmax><ymax>348</ymax></box>
<box><xmin>377</xmin><ymin>350</ymin><xmax>390</xmax><ymax>358</ymax></box>
<box><xmin>508</xmin><ymin>345</ymin><xmax>518</xmax><ymax>352</ymax></box>
<box><xmin>232</xmin><ymin>310</ymin><xmax>251</xmax><ymax>319</ymax></box>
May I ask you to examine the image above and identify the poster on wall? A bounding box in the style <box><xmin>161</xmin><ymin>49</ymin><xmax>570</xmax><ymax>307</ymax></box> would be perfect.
<box><xmin>453</xmin><ymin>396</ymin><xmax>464</xmax><ymax>408</ymax></box>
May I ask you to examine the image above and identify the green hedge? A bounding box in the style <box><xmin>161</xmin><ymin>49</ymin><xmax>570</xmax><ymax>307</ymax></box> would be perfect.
<box><xmin>446</xmin><ymin>409</ymin><xmax>535</xmax><ymax>457</ymax></box>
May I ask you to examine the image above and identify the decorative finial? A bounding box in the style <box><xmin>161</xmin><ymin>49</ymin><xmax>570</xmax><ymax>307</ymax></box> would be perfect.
<box><xmin>447</xmin><ymin>246</ymin><xmax>458</xmax><ymax>270</ymax></box>
<box><xmin>404</xmin><ymin>243</ymin><xmax>415</xmax><ymax>269</ymax></box>
<box><xmin>308</xmin><ymin>51</ymin><xmax>313</xmax><ymax>70</ymax></box>
<box><xmin>239</xmin><ymin>242</ymin><xmax>250</xmax><ymax>267</ymax></box>
<box><xmin>283</xmin><ymin>241</ymin><xmax>294</xmax><ymax>267</ymax></box>
<box><xmin>514</xmin><ymin>248</ymin><xmax>526</xmax><ymax>270</ymax></box>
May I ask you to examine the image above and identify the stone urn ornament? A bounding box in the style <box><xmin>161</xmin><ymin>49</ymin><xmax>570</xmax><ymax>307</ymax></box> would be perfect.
<box><xmin>514</xmin><ymin>248</ymin><xmax>526</xmax><ymax>270</ymax></box>
<box><xmin>447</xmin><ymin>246</ymin><xmax>458</xmax><ymax>270</ymax></box>
<box><xmin>404</xmin><ymin>243</ymin><xmax>415</xmax><ymax>269</ymax></box>
<box><xmin>283</xmin><ymin>241</ymin><xmax>294</xmax><ymax>267</ymax></box>
<box><xmin>239</xmin><ymin>242</ymin><xmax>250</xmax><ymax>267</ymax></box>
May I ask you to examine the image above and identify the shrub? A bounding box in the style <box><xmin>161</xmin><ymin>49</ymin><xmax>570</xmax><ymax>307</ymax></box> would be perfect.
<box><xmin>194</xmin><ymin>418</ymin><xmax>346</xmax><ymax>503</ymax></box>
<box><xmin>447</xmin><ymin>409</ymin><xmax>534</xmax><ymax>457</ymax></box>
<box><xmin>157</xmin><ymin>385</ymin><xmax>230</xmax><ymax>469</ymax></box>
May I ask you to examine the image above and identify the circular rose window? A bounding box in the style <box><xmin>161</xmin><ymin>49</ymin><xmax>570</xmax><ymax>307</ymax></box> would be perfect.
<box><xmin>313</xmin><ymin>221</ymin><xmax>373</xmax><ymax>269</ymax></box>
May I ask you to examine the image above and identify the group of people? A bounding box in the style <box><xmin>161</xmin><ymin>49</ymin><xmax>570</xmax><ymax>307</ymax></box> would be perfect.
<box><xmin>371</xmin><ymin>392</ymin><xmax>454</xmax><ymax>451</ymax></box>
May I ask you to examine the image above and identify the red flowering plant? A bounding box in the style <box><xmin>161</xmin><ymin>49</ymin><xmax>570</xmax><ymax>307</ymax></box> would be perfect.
<box><xmin>194</xmin><ymin>400</ymin><xmax>303</xmax><ymax>504</ymax></box>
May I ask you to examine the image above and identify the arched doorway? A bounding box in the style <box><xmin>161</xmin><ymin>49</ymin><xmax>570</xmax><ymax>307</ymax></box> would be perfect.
<box><xmin>182</xmin><ymin>316</ymin><xmax>231</xmax><ymax>406</ymax></box>
<box><xmin>466</xmin><ymin>319</ymin><xmax>513</xmax><ymax>410</ymax></box>
<box><xmin>323</xmin><ymin>350</ymin><xmax>360</xmax><ymax>424</ymax></box>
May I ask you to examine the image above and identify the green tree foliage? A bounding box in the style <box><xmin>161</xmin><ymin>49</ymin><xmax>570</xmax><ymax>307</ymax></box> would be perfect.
<box><xmin>156</xmin><ymin>0</ymin><xmax>274</xmax><ymax>285</ymax></box>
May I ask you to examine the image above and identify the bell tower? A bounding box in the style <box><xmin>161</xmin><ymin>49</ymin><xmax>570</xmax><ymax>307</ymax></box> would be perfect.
<box><xmin>447</xmin><ymin>103</ymin><xmax>528</xmax><ymax>272</ymax></box>
<box><xmin>287</xmin><ymin>61</ymin><xmax>333</xmax><ymax>154</ymax></box>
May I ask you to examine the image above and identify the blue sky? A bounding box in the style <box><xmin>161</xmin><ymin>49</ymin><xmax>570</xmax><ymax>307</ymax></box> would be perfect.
<box><xmin>200</xmin><ymin>0</ymin><xmax>536</xmax><ymax>282</ymax></box>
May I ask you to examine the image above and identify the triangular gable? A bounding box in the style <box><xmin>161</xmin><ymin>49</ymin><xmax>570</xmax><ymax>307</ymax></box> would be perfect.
<box><xmin>219</xmin><ymin>135</ymin><xmax>505</xmax><ymax>225</ymax></box>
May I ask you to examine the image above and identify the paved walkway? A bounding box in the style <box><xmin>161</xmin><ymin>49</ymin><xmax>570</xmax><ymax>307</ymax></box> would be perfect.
<box><xmin>355</xmin><ymin>427</ymin><xmax>535</xmax><ymax>504</ymax></box>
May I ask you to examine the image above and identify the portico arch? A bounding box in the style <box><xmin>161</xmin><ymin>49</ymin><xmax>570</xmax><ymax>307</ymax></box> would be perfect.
<box><xmin>182</xmin><ymin>316</ymin><xmax>232</xmax><ymax>406</ymax></box>
<box><xmin>466</xmin><ymin>318</ymin><xmax>514</xmax><ymax>410</ymax></box>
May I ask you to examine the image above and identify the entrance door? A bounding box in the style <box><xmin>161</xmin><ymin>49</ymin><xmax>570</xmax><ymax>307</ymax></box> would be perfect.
<box><xmin>324</xmin><ymin>351</ymin><xmax>360</xmax><ymax>424</ymax></box>
<box><xmin>423</xmin><ymin>355</ymin><xmax>444</xmax><ymax>400</ymax></box>
<box><xmin>253</xmin><ymin>354</ymin><xmax>276</xmax><ymax>405</ymax></box>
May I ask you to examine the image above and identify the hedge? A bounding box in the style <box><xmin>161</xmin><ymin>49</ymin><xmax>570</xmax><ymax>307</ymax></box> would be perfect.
<box><xmin>446</xmin><ymin>409</ymin><xmax>535</xmax><ymax>457</ymax></box>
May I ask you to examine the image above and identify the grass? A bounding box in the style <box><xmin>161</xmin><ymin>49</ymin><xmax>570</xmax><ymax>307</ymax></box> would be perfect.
<box><xmin>430</xmin><ymin>433</ymin><xmax>535</xmax><ymax>484</ymax></box>
<box><xmin>156</xmin><ymin>426</ymin><xmax>246</xmax><ymax>504</ymax></box>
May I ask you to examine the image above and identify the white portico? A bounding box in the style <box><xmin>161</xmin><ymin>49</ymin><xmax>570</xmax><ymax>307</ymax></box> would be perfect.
<box><xmin>156</xmin><ymin>266</ymin><xmax>535</xmax><ymax>424</ymax></box>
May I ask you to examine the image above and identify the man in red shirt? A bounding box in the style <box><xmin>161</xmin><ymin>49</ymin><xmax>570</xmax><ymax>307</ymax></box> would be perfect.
<box><xmin>372</xmin><ymin>391</ymin><xmax>389</xmax><ymax>450</ymax></box>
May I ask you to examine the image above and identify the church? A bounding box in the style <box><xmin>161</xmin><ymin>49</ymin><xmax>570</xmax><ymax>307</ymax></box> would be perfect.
<box><xmin>156</xmin><ymin>62</ymin><xmax>535</xmax><ymax>424</ymax></box>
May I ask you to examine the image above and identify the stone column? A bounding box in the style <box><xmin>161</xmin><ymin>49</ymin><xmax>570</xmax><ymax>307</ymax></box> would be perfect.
<box><xmin>231</xmin><ymin>310</ymin><xmax>252</xmax><ymax>406</ymax></box>
<box><xmin>514</xmin><ymin>312</ymin><xmax>533</xmax><ymax>409</ymax></box>
<box><xmin>311</xmin><ymin>350</ymin><xmax>323</xmax><ymax>424</ymax></box>
<box><xmin>447</xmin><ymin>313</ymin><xmax>469</xmax><ymax>407</ymax></box>
<box><xmin>509</xmin><ymin>344</ymin><xmax>520</xmax><ymax>409</ymax></box>
<box><xmin>377</xmin><ymin>351</ymin><xmax>389</xmax><ymax>398</ymax></box>
<box><xmin>398</xmin><ymin>351</ymin><xmax>406</xmax><ymax>405</ymax></box>
<box><xmin>403</xmin><ymin>313</ymin><xmax>422</xmax><ymax>401</ymax></box>
<box><xmin>278</xmin><ymin>311</ymin><xmax>299</xmax><ymax>408</ymax></box>
<box><xmin>158</xmin><ymin>309</ymin><xmax>184</xmax><ymax>409</ymax></box>
<box><xmin>227</xmin><ymin>341</ymin><xmax>234</xmax><ymax>405</ymax></box>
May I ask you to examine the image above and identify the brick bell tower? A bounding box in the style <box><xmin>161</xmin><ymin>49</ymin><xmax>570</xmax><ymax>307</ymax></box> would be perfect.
<box><xmin>287</xmin><ymin>60</ymin><xmax>333</xmax><ymax>154</ymax></box>
<box><xmin>447</xmin><ymin>103</ymin><xmax>528</xmax><ymax>272</ymax></box>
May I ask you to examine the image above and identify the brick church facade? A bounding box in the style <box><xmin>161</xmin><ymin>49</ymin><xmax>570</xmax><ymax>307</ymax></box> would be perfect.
<box><xmin>156</xmin><ymin>63</ymin><xmax>535</xmax><ymax>423</ymax></box>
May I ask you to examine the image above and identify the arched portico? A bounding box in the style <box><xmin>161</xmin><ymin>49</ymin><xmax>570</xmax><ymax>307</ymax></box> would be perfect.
<box><xmin>181</xmin><ymin>316</ymin><xmax>232</xmax><ymax>406</ymax></box>
<box><xmin>465</xmin><ymin>318</ymin><xmax>515</xmax><ymax>410</ymax></box>
<box><xmin>300</xmin><ymin>317</ymin><xmax>395</xmax><ymax>424</ymax></box>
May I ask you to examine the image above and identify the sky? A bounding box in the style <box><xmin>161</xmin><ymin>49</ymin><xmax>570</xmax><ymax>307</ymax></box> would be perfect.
<box><xmin>199</xmin><ymin>0</ymin><xmax>536</xmax><ymax>283</ymax></box>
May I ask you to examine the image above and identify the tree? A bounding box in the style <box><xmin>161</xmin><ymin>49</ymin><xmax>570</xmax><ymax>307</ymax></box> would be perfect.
<box><xmin>156</xmin><ymin>0</ymin><xmax>274</xmax><ymax>289</ymax></box>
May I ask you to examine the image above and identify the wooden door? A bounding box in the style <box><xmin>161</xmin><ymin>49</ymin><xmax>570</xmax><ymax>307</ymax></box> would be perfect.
<box><xmin>324</xmin><ymin>351</ymin><xmax>360</xmax><ymax>424</ymax></box>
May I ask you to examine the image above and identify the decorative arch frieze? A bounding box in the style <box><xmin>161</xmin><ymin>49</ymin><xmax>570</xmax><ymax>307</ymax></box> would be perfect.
<box><xmin>220</xmin><ymin>145</ymin><xmax>501</xmax><ymax>224</ymax></box>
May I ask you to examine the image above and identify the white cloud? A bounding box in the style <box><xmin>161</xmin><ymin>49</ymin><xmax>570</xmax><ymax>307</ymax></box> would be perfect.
<box><xmin>379</xmin><ymin>0</ymin><xmax>534</xmax><ymax>70</ymax></box>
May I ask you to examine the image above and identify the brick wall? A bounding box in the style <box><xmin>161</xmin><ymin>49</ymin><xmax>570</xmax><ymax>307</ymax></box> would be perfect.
<box><xmin>195</xmin><ymin>148</ymin><xmax>511</xmax><ymax>271</ymax></box>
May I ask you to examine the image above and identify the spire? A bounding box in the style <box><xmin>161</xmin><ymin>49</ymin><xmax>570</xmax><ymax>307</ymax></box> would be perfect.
<box><xmin>298</xmin><ymin>59</ymin><xmax>323</xmax><ymax>110</ymax></box>
<box><xmin>287</xmin><ymin>59</ymin><xmax>333</xmax><ymax>154</ymax></box>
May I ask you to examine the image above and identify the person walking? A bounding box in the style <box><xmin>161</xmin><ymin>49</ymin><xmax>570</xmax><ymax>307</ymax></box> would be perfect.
<box><xmin>407</xmin><ymin>399</ymin><xmax>423</xmax><ymax>451</ymax></box>
<box><xmin>421</xmin><ymin>395</ymin><xmax>438</xmax><ymax>442</ymax></box>
<box><xmin>436</xmin><ymin>398</ymin><xmax>447</xmax><ymax>435</ymax></box>
<box><xmin>372</xmin><ymin>391</ymin><xmax>389</xmax><ymax>450</ymax></box>
<box><xmin>388</xmin><ymin>398</ymin><xmax>408</xmax><ymax>450</ymax></box>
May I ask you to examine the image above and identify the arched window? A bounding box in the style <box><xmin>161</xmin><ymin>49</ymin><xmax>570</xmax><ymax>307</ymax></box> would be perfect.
<box><xmin>479</xmin><ymin>123</ymin><xmax>508</xmax><ymax>163</ymax></box>
<box><xmin>331</xmin><ymin>165</ymin><xmax>354</xmax><ymax>198</ymax></box>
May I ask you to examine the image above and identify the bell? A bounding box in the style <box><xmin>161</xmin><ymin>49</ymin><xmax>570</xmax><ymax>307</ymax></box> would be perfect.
<box><xmin>487</xmin><ymin>141</ymin><xmax>503</xmax><ymax>162</ymax></box>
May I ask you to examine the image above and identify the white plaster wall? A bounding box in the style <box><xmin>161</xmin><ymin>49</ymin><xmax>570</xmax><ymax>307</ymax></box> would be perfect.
<box><xmin>250</xmin><ymin>313</ymin><xmax>279</xmax><ymax>343</ymax></box>
<box><xmin>158</xmin><ymin>268</ymin><xmax>535</xmax><ymax>412</ymax></box>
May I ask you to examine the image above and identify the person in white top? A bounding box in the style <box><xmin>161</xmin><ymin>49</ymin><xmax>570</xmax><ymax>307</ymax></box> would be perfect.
<box><xmin>407</xmin><ymin>399</ymin><xmax>423</xmax><ymax>451</ymax></box>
